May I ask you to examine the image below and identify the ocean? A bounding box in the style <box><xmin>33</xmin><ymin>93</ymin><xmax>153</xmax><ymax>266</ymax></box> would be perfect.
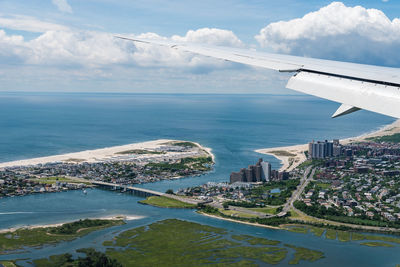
<box><xmin>0</xmin><ymin>92</ymin><xmax>397</xmax><ymax>266</ymax></box>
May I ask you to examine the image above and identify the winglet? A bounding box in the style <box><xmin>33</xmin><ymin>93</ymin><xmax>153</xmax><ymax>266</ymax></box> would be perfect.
<box><xmin>332</xmin><ymin>104</ymin><xmax>361</xmax><ymax>118</ymax></box>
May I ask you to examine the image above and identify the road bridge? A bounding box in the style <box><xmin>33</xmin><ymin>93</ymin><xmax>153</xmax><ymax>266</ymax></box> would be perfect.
<box><xmin>90</xmin><ymin>180</ymin><xmax>163</xmax><ymax>198</ymax></box>
<box><xmin>90</xmin><ymin>180</ymin><xmax>211</xmax><ymax>205</ymax></box>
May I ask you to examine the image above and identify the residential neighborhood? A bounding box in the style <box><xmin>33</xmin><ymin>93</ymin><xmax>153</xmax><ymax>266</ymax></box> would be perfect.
<box><xmin>0</xmin><ymin>143</ymin><xmax>214</xmax><ymax>198</ymax></box>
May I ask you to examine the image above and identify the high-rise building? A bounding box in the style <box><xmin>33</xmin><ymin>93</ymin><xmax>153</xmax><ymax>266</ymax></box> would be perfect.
<box><xmin>245</xmin><ymin>168</ymin><xmax>253</xmax><ymax>182</ymax></box>
<box><xmin>260</xmin><ymin>161</ymin><xmax>271</xmax><ymax>181</ymax></box>
<box><xmin>230</xmin><ymin>168</ymin><xmax>246</xmax><ymax>183</ymax></box>
<box><xmin>333</xmin><ymin>145</ymin><xmax>341</xmax><ymax>156</ymax></box>
<box><xmin>229</xmin><ymin>158</ymin><xmax>272</xmax><ymax>184</ymax></box>
<box><xmin>309</xmin><ymin>140</ymin><xmax>335</xmax><ymax>159</ymax></box>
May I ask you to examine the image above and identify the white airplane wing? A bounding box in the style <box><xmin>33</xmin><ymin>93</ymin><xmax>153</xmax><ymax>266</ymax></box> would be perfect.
<box><xmin>117</xmin><ymin>36</ymin><xmax>400</xmax><ymax>119</ymax></box>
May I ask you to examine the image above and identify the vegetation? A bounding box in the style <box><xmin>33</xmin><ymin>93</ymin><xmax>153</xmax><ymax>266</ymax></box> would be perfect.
<box><xmin>252</xmin><ymin>217</ymin><xmax>291</xmax><ymax>226</ymax></box>
<box><xmin>101</xmin><ymin>219</ymin><xmax>323</xmax><ymax>266</ymax></box>
<box><xmin>49</xmin><ymin>219</ymin><xmax>118</xmax><ymax>235</ymax></box>
<box><xmin>351</xmin><ymin>232</ymin><xmax>366</xmax><ymax>241</ymax></box>
<box><xmin>34</xmin><ymin>248</ymin><xmax>122</xmax><ymax>267</ymax></box>
<box><xmin>0</xmin><ymin>219</ymin><xmax>124</xmax><ymax>254</ymax></box>
<box><xmin>35</xmin><ymin>177</ymin><xmax>90</xmax><ymax>185</ymax></box>
<box><xmin>325</xmin><ymin>229</ymin><xmax>337</xmax><ymax>240</ymax></box>
<box><xmin>226</xmin><ymin>179</ymin><xmax>300</xmax><ymax>207</ymax></box>
<box><xmin>315</xmin><ymin>182</ymin><xmax>331</xmax><ymax>190</ymax></box>
<box><xmin>116</xmin><ymin>149</ymin><xmax>165</xmax><ymax>155</ymax></box>
<box><xmin>366</xmin><ymin>133</ymin><xmax>400</xmax><ymax>143</ymax></box>
<box><xmin>0</xmin><ymin>262</ymin><xmax>16</xmax><ymax>267</ymax></box>
<box><xmin>169</xmin><ymin>141</ymin><xmax>198</xmax><ymax>147</ymax></box>
<box><xmin>268</xmin><ymin>150</ymin><xmax>296</xmax><ymax>157</ymax></box>
<box><xmin>294</xmin><ymin>201</ymin><xmax>400</xmax><ymax>228</ymax></box>
<box><xmin>139</xmin><ymin>196</ymin><xmax>196</xmax><ymax>209</ymax></box>
<box><xmin>165</xmin><ymin>189</ymin><xmax>174</xmax><ymax>194</ymax></box>
<box><xmin>362</xmin><ymin>234</ymin><xmax>400</xmax><ymax>244</ymax></box>
<box><xmin>219</xmin><ymin>208</ymin><xmax>259</xmax><ymax>219</ymax></box>
<box><xmin>231</xmin><ymin>234</ymin><xmax>252</xmax><ymax>241</ymax></box>
<box><xmin>145</xmin><ymin>156</ymin><xmax>213</xmax><ymax>174</ymax></box>
<box><xmin>199</xmin><ymin>204</ymin><xmax>291</xmax><ymax>226</ymax></box>
<box><xmin>230</xmin><ymin>234</ymin><xmax>280</xmax><ymax>245</ymax></box>
<box><xmin>360</xmin><ymin>242</ymin><xmax>394</xmax><ymax>247</ymax></box>
<box><xmin>310</xmin><ymin>227</ymin><xmax>325</xmax><ymax>237</ymax></box>
<box><xmin>250</xmin><ymin>207</ymin><xmax>278</xmax><ymax>215</ymax></box>
<box><xmin>246</xmin><ymin>237</ymin><xmax>281</xmax><ymax>246</ymax></box>
<box><xmin>275</xmin><ymin>223</ymin><xmax>400</xmax><ymax>247</ymax></box>
<box><xmin>337</xmin><ymin>231</ymin><xmax>351</xmax><ymax>242</ymax></box>
<box><xmin>284</xmin><ymin>244</ymin><xmax>324</xmax><ymax>264</ymax></box>
<box><xmin>284</xmin><ymin>226</ymin><xmax>309</xmax><ymax>234</ymax></box>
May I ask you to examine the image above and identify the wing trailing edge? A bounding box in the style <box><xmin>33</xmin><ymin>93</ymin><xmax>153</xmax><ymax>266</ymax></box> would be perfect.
<box><xmin>117</xmin><ymin>36</ymin><xmax>400</xmax><ymax>119</ymax></box>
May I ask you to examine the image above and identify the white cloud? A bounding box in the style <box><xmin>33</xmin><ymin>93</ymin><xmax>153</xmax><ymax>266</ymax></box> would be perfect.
<box><xmin>0</xmin><ymin>19</ymin><xmax>244</xmax><ymax>71</ymax></box>
<box><xmin>172</xmin><ymin>28</ymin><xmax>243</xmax><ymax>47</ymax></box>
<box><xmin>131</xmin><ymin>28</ymin><xmax>243</xmax><ymax>69</ymax></box>
<box><xmin>255</xmin><ymin>2</ymin><xmax>400</xmax><ymax>66</ymax></box>
<box><xmin>0</xmin><ymin>14</ymin><xmax>69</xmax><ymax>32</ymax></box>
<box><xmin>52</xmin><ymin>0</ymin><xmax>73</xmax><ymax>14</ymax></box>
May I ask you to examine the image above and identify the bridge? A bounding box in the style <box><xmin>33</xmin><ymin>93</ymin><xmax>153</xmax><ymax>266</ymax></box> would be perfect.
<box><xmin>90</xmin><ymin>180</ymin><xmax>211</xmax><ymax>205</ymax></box>
<box><xmin>90</xmin><ymin>180</ymin><xmax>163</xmax><ymax>197</ymax></box>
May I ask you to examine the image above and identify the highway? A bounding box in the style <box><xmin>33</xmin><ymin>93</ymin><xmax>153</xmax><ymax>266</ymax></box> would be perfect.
<box><xmin>279</xmin><ymin>166</ymin><xmax>314</xmax><ymax>216</ymax></box>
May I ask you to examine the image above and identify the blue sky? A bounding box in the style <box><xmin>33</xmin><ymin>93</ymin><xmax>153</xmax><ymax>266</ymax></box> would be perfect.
<box><xmin>0</xmin><ymin>0</ymin><xmax>399</xmax><ymax>93</ymax></box>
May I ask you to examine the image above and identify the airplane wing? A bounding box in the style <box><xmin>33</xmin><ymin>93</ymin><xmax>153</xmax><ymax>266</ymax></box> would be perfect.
<box><xmin>116</xmin><ymin>36</ymin><xmax>400</xmax><ymax>119</ymax></box>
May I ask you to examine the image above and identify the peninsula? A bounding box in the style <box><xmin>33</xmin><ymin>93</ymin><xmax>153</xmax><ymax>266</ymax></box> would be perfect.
<box><xmin>0</xmin><ymin>140</ymin><xmax>214</xmax><ymax>198</ymax></box>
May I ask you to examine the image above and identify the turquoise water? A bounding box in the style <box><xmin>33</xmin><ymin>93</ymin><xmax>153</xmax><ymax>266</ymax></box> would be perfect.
<box><xmin>0</xmin><ymin>93</ymin><xmax>397</xmax><ymax>266</ymax></box>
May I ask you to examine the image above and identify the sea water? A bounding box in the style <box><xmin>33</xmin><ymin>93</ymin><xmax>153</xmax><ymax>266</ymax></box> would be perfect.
<box><xmin>0</xmin><ymin>92</ymin><xmax>397</xmax><ymax>266</ymax></box>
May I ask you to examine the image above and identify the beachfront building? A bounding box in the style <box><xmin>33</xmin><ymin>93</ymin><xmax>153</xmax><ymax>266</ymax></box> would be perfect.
<box><xmin>260</xmin><ymin>161</ymin><xmax>271</xmax><ymax>181</ymax></box>
<box><xmin>229</xmin><ymin>158</ymin><xmax>271</xmax><ymax>183</ymax></box>
<box><xmin>308</xmin><ymin>140</ymin><xmax>338</xmax><ymax>159</ymax></box>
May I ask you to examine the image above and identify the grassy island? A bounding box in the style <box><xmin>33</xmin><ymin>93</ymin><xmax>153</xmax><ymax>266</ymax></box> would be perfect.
<box><xmin>139</xmin><ymin>196</ymin><xmax>196</xmax><ymax>209</ymax></box>
<box><xmin>360</xmin><ymin>242</ymin><xmax>394</xmax><ymax>247</ymax></box>
<box><xmin>0</xmin><ymin>219</ymin><xmax>124</xmax><ymax>254</ymax></box>
<box><xmin>285</xmin><ymin>244</ymin><xmax>325</xmax><ymax>264</ymax></box>
<box><xmin>98</xmin><ymin>219</ymin><xmax>323</xmax><ymax>266</ymax></box>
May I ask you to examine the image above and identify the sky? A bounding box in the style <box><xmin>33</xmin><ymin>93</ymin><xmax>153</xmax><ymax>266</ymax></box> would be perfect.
<box><xmin>0</xmin><ymin>0</ymin><xmax>400</xmax><ymax>93</ymax></box>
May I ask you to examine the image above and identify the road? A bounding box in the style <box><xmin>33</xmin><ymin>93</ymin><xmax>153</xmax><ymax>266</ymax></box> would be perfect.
<box><xmin>279</xmin><ymin>166</ymin><xmax>314</xmax><ymax>216</ymax></box>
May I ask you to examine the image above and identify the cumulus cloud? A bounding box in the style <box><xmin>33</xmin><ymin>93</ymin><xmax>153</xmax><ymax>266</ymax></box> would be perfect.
<box><xmin>0</xmin><ymin>21</ymin><xmax>243</xmax><ymax>71</ymax></box>
<box><xmin>255</xmin><ymin>2</ymin><xmax>400</xmax><ymax>66</ymax></box>
<box><xmin>52</xmin><ymin>0</ymin><xmax>73</xmax><ymax>14</ymax></box>
<box><xmin>172</xmin><ymin>28</ymin><xmax>243</xmax><ymax>47</ymax></box>
<box><xmin>131</xmin><ymin>28</ymin><xmax>243</xmax><ymax>69</ymax></box>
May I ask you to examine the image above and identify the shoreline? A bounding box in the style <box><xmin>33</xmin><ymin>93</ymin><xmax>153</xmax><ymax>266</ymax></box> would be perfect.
<box><xmin>0</xmin><ymin>214</ymin><xmax>145</xmax><ymax>233</ymax></box>
<box><xmin>0</xmin><ymin>139</ymin><xmax>214</xmax><ymax>169</ymax></box>
<box><xmin>256</xmin><ymin>119</ymin><xmax>400</xmax><ymax>172</ymax></box>
<box><xmin>198</xmin><ymin>211</ymin><xmax>281</xmax><ymax>230</ymax></box>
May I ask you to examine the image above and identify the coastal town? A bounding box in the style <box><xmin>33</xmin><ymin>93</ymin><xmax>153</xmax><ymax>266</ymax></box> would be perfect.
<box><xmin>2</xmin><ymin>124</ymin><xmax>400</xmax><ymax>232</ymax></box>
<box><xmin>0</xmin><ymin>140</ymin><xmax>214</xmax><ymax>198</ymax></box>
<box><xmin>177</xmin><ymin>131</ymin><xmax>400</xmax><ymax>230</ymax></box>
<box><xmin>296</xmin><ymin>137</ymin><xmax>400</xmax><ymax>225</ymax></box>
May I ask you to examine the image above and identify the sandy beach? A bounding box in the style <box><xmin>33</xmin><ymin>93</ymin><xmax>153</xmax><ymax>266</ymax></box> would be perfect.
<box><xmin>256</xmin><ymin>119</ymin><xmax>400</xmax><ymax>172</ymax></box>
<box><xmin>0</xmin><ymin>139</ymin><xmax>214</xmax><ymax>169</ymax></box>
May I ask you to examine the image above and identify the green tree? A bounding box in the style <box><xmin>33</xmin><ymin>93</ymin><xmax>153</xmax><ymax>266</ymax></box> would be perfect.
<box><xmin>166</xmin><ymin>189</ymin><xmax>174</xmax><ymax>194</ymax></box>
